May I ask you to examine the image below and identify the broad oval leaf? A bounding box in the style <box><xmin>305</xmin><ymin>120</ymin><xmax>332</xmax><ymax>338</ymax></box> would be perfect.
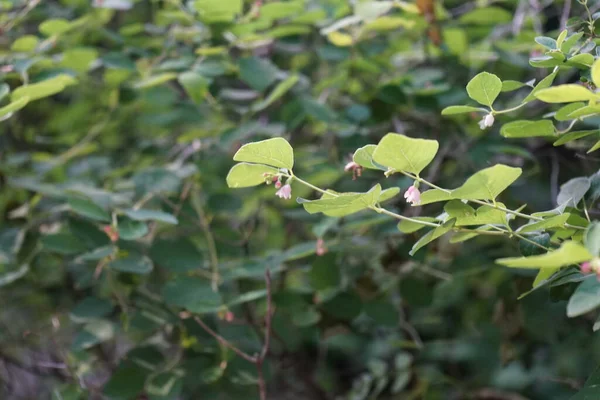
<box><xmin>453</xmin><ymin>164</ymin><xmax>522</xmax><ymax>201</ymax></box>
<box><xmin>110</xmin><ymin>254</ymin><xmax>154</xmax><ymax>274</ymax></box>
<box><xmin>11</xmin><ymin>75</ymin><xmax>77</xmax><ymax>102</ymax></box>
<box><xmin>226</xmin><ymin>163</ymin><xmax>280</xmax><ymax>189</ymax></box>
<box><xmin>496</xmin><ymin>241</ymin><xmax>591</xmax><ymax>269</ymax></box>
<box><xmin>302</xmin><ymin>184</ymin><xmax>381</xmax><ymax>217</ymax></box>
<box><xmin>233</xmin><ymin>138</ymin><xmax>294</xmax><ymax>169</ymax></box>
<box><xmin>567</xmin><ymin>278</ymin><xmax>600</xmax><ymax>317</ymax></box>
<box><xmin>441</xmin><ymin>105</ymin><xmax>484</xmax><ymax>115</ymax></box>
<box><xmin>68</xmin><ymin>196</ymin><xmax>111</xmax><ymax>222</ymax></box>
<box><xmin>500</xmin><ymin>120</ymin><xmax>555</xmax><ymax>138</ymax></box>
<box><xmin>372</xmin><ymin>133</ymin><xmax>439</xmax><ymax>175</ymax></box>
<box><xmin>535</xmin><ymin>84</ymin><xmax>599</xmax><ymax>103</ymax></box>
<box><xmin>466</xmin><ymin>72</ymin><xmax>502</xmax><ymax>107</ymax></box>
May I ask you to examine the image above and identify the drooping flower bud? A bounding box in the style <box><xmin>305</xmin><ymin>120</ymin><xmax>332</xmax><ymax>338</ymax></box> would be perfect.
<box><xmin>275</xmin><ymin>184</ymin><xmax>292</xmax><ymax>200</ymax></box>
<box><xmin>316</xmin><ymin>238</ymin><xmax>327</xmax><ymax>256</ymax></box>
<box><xmin>404</xmin><ymin>186</ymin><xmax>421</xmax><ymax>206</ymax></box>
<box><xmin>478</xmin><ymin>113</ymin><xmax>495</xmax><ymax>130</ymax></box>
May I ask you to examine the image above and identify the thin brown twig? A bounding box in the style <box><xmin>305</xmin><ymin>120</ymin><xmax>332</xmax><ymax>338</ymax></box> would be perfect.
<box><xmin>192</xmin><ymin>316</ymin><xmax>257</xmax><ymax>364</ymax></box>
<box><xmin>193</xmin><ymin>269</ymin><xmax>275</xmax><ymax>400</ymax></box>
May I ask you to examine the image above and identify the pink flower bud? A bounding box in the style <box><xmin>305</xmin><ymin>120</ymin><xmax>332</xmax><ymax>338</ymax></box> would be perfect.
<box><xmin>316</xmin><ymin>238</ymin><xmax>327</xmax><ymax>256</ymax></box>
<box><xmin>404</xmin><ymin>186</ymin><xmax>421</xmax><ymax>206</ymax></box>
<box><xmin>275</xmin><ymin>184</ymin><xmax>292</xmax><ymax>200</ymax></box>
<box><xmin>275</xmin><ymin>181</ymin><xmax>282</xmax><ymax>189</ymax></box>
<box><xmin>581</xmin><ymin>262</ymin><xmax>592</xmax><ymax>274</ymax></box>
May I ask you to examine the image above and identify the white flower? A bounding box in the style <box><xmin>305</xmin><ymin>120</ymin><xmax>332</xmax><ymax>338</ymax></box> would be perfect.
<box><xmin>479</xmin><ymin>113</ymin><xmax>494</xmax><ymax>130</ymax></box>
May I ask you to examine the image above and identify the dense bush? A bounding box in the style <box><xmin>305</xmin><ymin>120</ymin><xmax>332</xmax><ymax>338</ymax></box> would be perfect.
<box><xmin>4</xmin><ymin>0</ymin><xmax>600</xmax><ymax>399</ymax></box>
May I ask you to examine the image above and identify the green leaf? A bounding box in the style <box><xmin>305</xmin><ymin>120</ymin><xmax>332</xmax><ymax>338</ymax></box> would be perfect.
<box><xmin>117</xmin><ymin>218</ymin><xmax>148</xmax><ymax>240</ymax></box>
<box><xmin>363</xmin><ymin>16</ymin><xmax>415</xmax><ymax>32</ymax></box>
<box><xmin>535</xmin><ymin>36</ymin><xmax>557</xmax><ymax>49</ymax></box>
<box><xmin>251</xmin><ymin>74</ymin><xmax>299</xmax><ymax>112</ymax></box>
<box><xmin>133</xmin><ymin>73</ymin><xmax>178</xmax><ymax>89</ymax></box>
<box><xmin>11</xmin><ymin>35</ymin><xmax>38</xmax><ymax>52</ymax></box>
<box><xmin>523</xmin><ymin>71</ymin><xmax>557</xmax><ymax>102</ymax></box>
<box><xmin>500</xmin><ymin>120</ymin><xmax>555</xmax><ymax>138</ymax></box>
<box><xmin>354</xmin><ymin>1</ymin><xmax>393</xmax><ymax>21</ymax></box>
<box><xmin>501</xmin><ymin>80</ymin><xmax>527</xmax><ymax>92</ymax></box>
<box><xmin>261</xmin><ymin>1</ymin><xmax>304</xmax><ymax>20</ymax></box>
<box><xmin>496</xmin><ymin>241</ymin><xmax>591</xmax><ymax>269</ymax></box>
<box><xmin>123</xmin><ymin>209</ymin><xmax>178</xmax><ymax>224</ymax></box>
<box><xmin>419</xmin><ymin>188</ymin><xmax>453</xmax><ymax>205</ymax></box>
<box><xmin>561</xmin><ymin>32</ymin><xmax>584</xmax><ymax>53</ymax></box>
<box><xmin>109</xmin><ymin>254</ymin><xmax>154</xmax><ymax>274</ymax></box>
<box><xmin>178</xmin><ymin>71</ymin><xmax>209</xmax><ymax>104</ymax></box>
<box><xmin>520</xmin><ymin>232</ymin><xmax>551</xmax><ymax>256</ymax></box>
<box><xmin>226</xmin><ymin>163</ymin><xmax>280</xmax><ymax>188</ymax></box>
<box><xmin>39</xmin><ymin>19</ymin><xmax>72</xmax><ymax>36</ymax></box>
<box><xmin>566</xmin><ymin>53</ymin><xmax>595</xmax><ymax>68</ymax></box>
<box><xmin>292</xmin><ymin>307</ymin><xmax>321</xmax><ymax>327</ymax></box>
<box><xmin>372</xmin><ymin>133</ymin><xmax>439</xmax><ymax>175</ymax></box>
<box><xmin>567</xmin><ymin>104</ymin><xmax>600</xmax><ymax>119</ymax></box>
<box><xmin>71</xmin><ymin>297</ymin><xmax>113</xmax><ymax>321</ymax></box>
<box><xmin>466</xmin><ymin>72</ymin><xmax>502</xmax><ymax>107</ymax></box>
<box><xmin>592</xmin><ymin>59</ymin><xmax>600</xmax><ymax>88</ymax></box>
<box><xmin>68</xmin><ymin>196</ymin><xmax>110</xmax><ymax>222</ymax></box>
<box><xmin>239</xmin><ymin>57</ymin><xmax>279</xmax><ymax>91</ymax></box>
<box><xmin>590</xmin><ymin>140</ymin><xmax>600</xmax><ymax>153</ymax></box>
<box><xmin>193</xmin><ymin>0</ymin><xmax>242</xmax><ymax>23</ymax></box>
<box><xmin>557</xmin><ymin>177</ymin><xmax>591</xmax><ymax>207</ymax></box>
<box><xmin>103</xmin><ymin>361</ymin><xmax>148</xmax><ymax>399</ymax></box>
<box><xmin>149</xmin><ymin>238</ymin><xmax>203</xmax><ymax>273</ymax></box>
<box><xmin>42</xmin><ymin>233</ymin><xmax>87</xmax><ymax>255</ymax></box>
<box><xmin>554</xmin><ymin>130</ymin><xmax>598</xmax><ymax>146</ymax></box>
<box><xmin>453</xmin><ymin>164</ymin><xmax>522</xmax><ymax>201</ymax></box>
<box><xmin>441</xmin><ymin>105</ymin><xmax>484</xmax><ymax>115</ymax></box>
<box><xmin>302</xmin><ymin>184</ymin><xmax>381</xmax><ymax>217</ymax></box>
<box><xmin>11</xmin><ymin>75</ymin><xmax>77</xmax><ymax>102</ymax></box>
<box><xmin>567</xmin><ymin>278</ymin><xmax>600</xmax><ymax>317</ymax></box>
<box><xmin>557</xmin><ymin>30</ymin><xmax>568</xmax><ymax>47</ymax></box>
<box><xmin>530</xmin><ymin>56</ymin><xmax>562</xmax><ymax>69</ymax></box>
<box><xmin>444</xmin><ymin>200</ymin><xmax>506</xmax><ymax>226</ymax></box>
<box><xmin>570</xmin><ymin>385</ymin><xmax>600</xmax><ymax>399</ymax></box>
<box><xmin>352</xmin><ymin>145</ymin><xmax>386</xmax><ymax>170</ymax></box>
<box><xmin>0</xmin><ymin>96</ymin><xmax>29</xmax><ymax>119</ymax></box>
<box><xmin>409</xmin><ymin>219</ymin><xmax>455</xmax><ymax>256</ymax></box>
<box><xmin>379</xmin><ymin>187</ymin><xmax>400</xmax><ymax>203</ymax></box>
<box><xmin>397</xmin><ymin>217</ymin><xmax>437</xmax><ymax>233</ymax></box>
<box><xmin>555</xmin><ymin>102</ymin><xmax>586</xmax><ymax>121</ymax></box>
<box><xmin>162</xmin><ymin>276</ymin><xmax>221</xmax><ymax>313</ymax></box>
<box><xmin>459</xmin><ymin>7</ymin><xmax>511</xmax><ymax>25</ymax></box>
<box><xmin>233</xmin><ymin>137</ymin><xmax>294</xmax><ymax>169</ymax></box>
<box><xmin>585</xmin><ymin>222</ymin><xmax>600</xmax><ymax>257</ymax></box>
<box><xmin>535</xmin><ymin>84</ymin><xmax>599</xmax><ymax>103</ymax></box>
<box><xmin>517</xmin><ymin>213</ymin><xmax>570</xmax><ymax>233</ymax></box>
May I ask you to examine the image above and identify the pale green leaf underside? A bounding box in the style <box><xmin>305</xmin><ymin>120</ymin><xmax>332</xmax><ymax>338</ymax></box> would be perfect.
<box><xmin>233</xmin><ymin>137</ymin><xmax>294</xmax><ymax>169</ymax></box>
<box><xmin>444</xmin><ymin>200</ymin><xmax>506</xmax><ymax>226</ymax></box>
<box><xmin>420</xmin><ymin>164</ymin><xmax>521</xmax><ymax>205</ymax></box>
<box><xmin>535</xmin><ymin>84</ymin><xmax>599</xmax><ymax>103</ymax></box>
<box><xmin>496</xmin><ymin>241</ymin><xmax>591</xmax><ymax>269</ymax></box>
<box><xmin>372</xmin><ymin>133</ymin><xmax>439</xmax><ymax>175</ymax></box>
<box><xmin>302</xmin><ymin>184</ymin><xmax>381</xmax><ymax>217</ymax></box>
<box><xmin>409</xmin><ymin>219</ymin><xmax>455</xmax><ymax>256</ymax></box>
<box><xmin>226</xmin><ymin>163</ymin><xmax>280</xmax><ymax>188</ymax></box>
<box><xmin>353</xmin><ymin>145</ymin><xmax>386</xmax><ymax>170</ymax></box>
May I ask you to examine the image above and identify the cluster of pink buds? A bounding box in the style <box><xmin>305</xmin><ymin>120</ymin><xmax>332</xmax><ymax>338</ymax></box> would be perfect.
<box><xmin>580</xmin><ymin>259</ymin><xmax>600</xmax><ymax>280</ymax></box>
<box><xmin>263</xmin><ymin>172</ymin><xmax>292</xmax><ymax>200</ymax></box>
